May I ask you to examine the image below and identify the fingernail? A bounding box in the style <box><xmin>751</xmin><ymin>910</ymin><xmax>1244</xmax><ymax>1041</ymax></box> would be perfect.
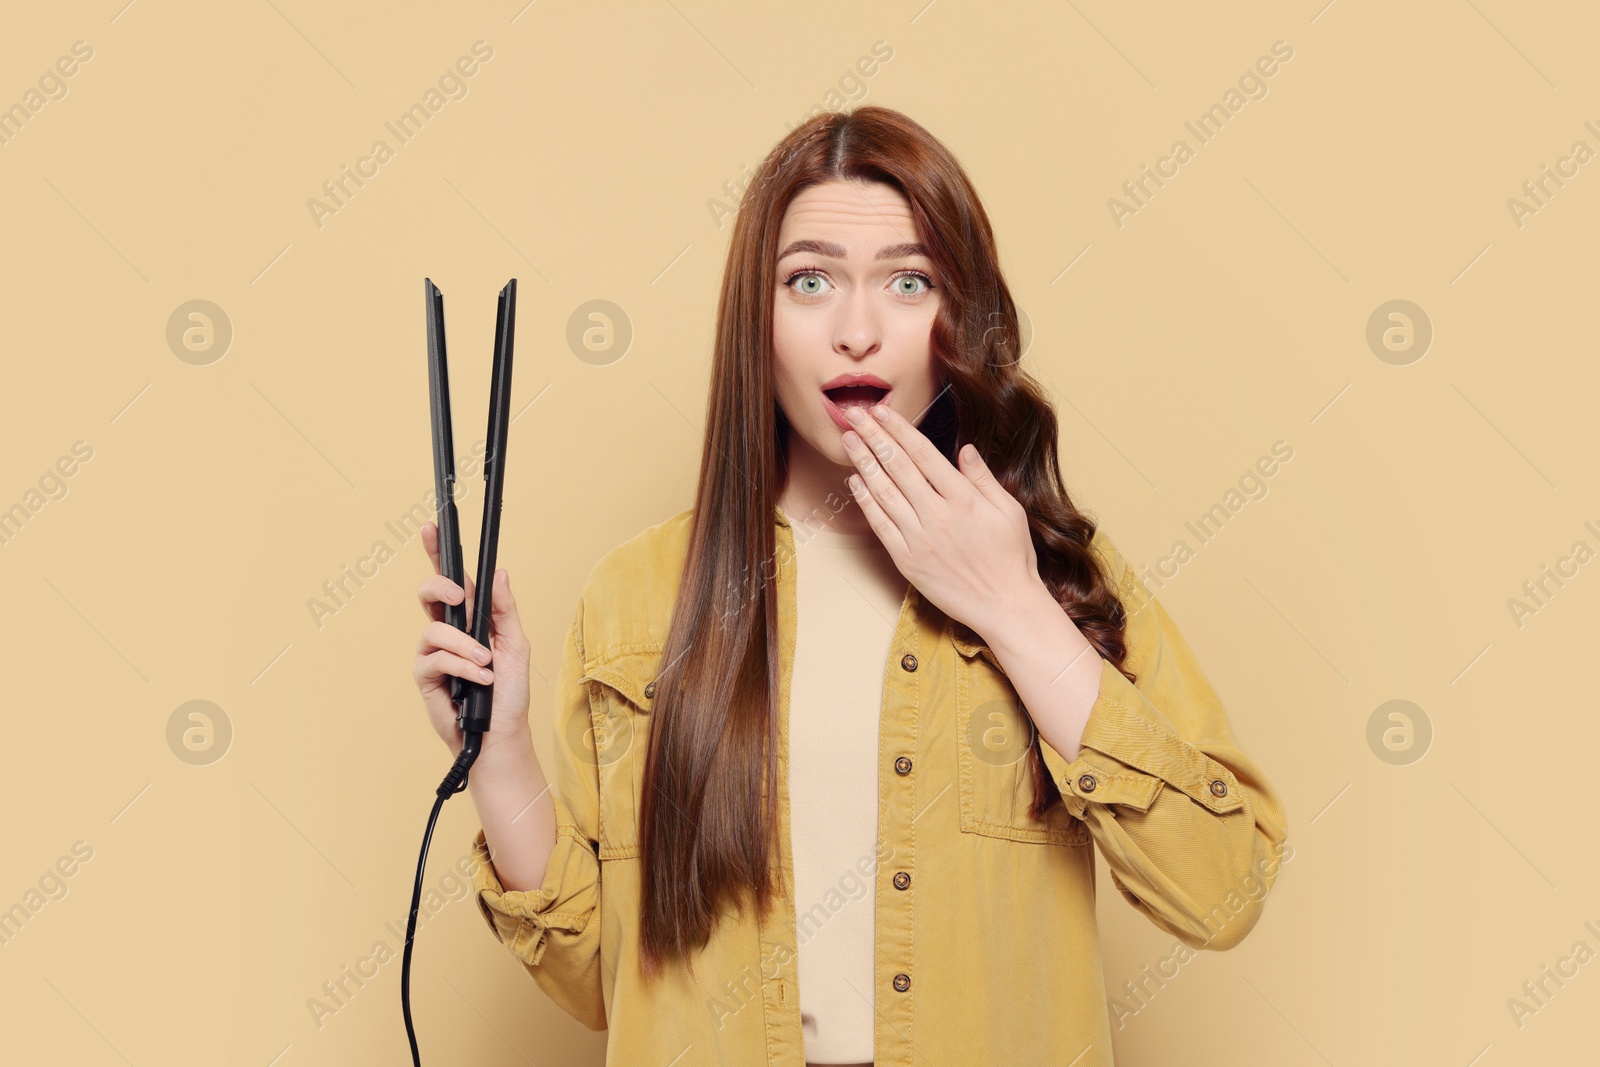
<box><xmin>871</xmin><ymin>403</ymin><xmax>890</xmax><ymax>421</ymax></box>
<box><xmin>475</xmin><ymin>646</ymin><xmax>491</xmax><ymax>662</ymax></box>
<box><xmin>479</xmin><ymin>669</ymin><xmax>493</xmax><ymax>682</ymax></box>
<box><xmin>846</xmin><ymin>406</ymin><xmax>865</xmax><ymax>424</ymax></box>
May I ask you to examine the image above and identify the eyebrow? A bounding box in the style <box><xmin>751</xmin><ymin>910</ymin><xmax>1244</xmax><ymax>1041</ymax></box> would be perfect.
<box><xmin>776</xmin><ymin>239</ymin><xmax>929</xmax><ymax>262</ymax></box>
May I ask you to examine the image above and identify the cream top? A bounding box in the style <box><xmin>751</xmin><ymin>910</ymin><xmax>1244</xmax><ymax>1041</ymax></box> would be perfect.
<box><xmin>782</xmin><ymin>505</ymin><xmax>909</xmax><ymax>1067</ymax></box>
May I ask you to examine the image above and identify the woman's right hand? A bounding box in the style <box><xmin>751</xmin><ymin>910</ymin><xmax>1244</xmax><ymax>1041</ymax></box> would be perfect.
<box><xmin>413</xmin><ymin>520</ymin><xmax>532</xmax><ymax>759</ymax></box>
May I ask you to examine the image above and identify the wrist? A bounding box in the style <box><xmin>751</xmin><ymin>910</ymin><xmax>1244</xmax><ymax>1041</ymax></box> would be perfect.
<box><xmin>973</xmin><ymin>577</ymin><xmax>1059</xmax><ymax>649</ymax></box>
<box><xmin>466</xmin><ymin>724</ymin><xmax>534</xmax><ymax>779</ymax></box>
<box><xmin>983</xmin><ymin>580</ymin><xmax>1102</xmax><ymax>677</ymax></box>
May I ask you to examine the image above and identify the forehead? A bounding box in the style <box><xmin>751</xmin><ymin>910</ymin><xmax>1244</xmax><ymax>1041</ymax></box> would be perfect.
<box><xmin>776</xmin><ymin>180</ymin><xmax>918</xmax><ymax>250</ymax></box>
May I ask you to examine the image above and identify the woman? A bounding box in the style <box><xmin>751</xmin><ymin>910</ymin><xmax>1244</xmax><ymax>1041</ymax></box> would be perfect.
<box><xmin>413</xmin><ymin>106</ymin><xmax>1289</xmax><ymax>1067</ymax></box>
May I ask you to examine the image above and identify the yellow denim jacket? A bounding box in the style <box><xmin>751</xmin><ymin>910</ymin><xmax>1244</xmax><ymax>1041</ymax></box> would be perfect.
<box><xmin>468</xmin><ymin>505</ymin><xmax>1290</xmax><ymax>1066</ymax></box>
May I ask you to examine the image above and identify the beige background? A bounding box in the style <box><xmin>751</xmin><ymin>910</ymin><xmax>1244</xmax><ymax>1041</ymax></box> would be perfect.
<box><xmin>3</xmin><ymin>1</ymin><xmax>1596</xmax><ymax>1064</ymax></box>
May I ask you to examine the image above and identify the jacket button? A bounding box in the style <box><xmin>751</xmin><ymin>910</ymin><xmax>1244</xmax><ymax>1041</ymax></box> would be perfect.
<box><xmin>644</xmin><ymin>680</ymin><xmax>656</xmax><ymax>699</ymax></box>
<box><xmin>900</xmin><ymin>653</ymin><xmax>918</xmax><ymax>672</ymax></box>
<box><xmin>1209</xmin><ymin>778</ymin><xmax>1228</xmax><ymax>798</ymax></box>
<box><xmin>893</xmin><ymin>870</ymin><xmax>911</xmax><ymax>890</ymax></box>
<box><xmin>892</xmin><ymin>972</ymin><xmax>911</xmax><ymax>992</ymax></box>
<box><xmin>894</xmin><ymin>756</ymin><xmax>913</xmax><ymax>775</ymax></box>
<box><xmin>1077</xmin><ymin>774</ymin><xmax>1097</xmax><ymax>793</ymax></box>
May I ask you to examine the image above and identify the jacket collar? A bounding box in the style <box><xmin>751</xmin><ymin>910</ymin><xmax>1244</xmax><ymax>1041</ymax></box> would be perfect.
<box><xmin>777</xmin><ymin>502</ymin><xmax>991</xmax><ymax>664</ymax></box>
<box><xmin>588</xmin><ymin>504</ymin><xmax>994</xmax><ymax>716</ymax></box>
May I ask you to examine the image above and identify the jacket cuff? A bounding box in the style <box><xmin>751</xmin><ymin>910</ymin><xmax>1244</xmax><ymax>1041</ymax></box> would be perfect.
<box><xmin>468</xmin><ymin>795</ymin><xmax>600</xmax><ymax>967</ymax></box>
<box><xmin>1039</xmin><ymin>659</ymin><xmax>1248</xmax><ymax>820</ymax></box>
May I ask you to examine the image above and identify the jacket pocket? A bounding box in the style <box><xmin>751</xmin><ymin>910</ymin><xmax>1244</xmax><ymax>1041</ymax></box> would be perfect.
<box><xmin>952</xmin><ymin>637</ymin><xmax>1090</xmax><ymax>847</ymax></box>
<box><xmin>578</xmin><ymin>645</ymin><xmax>661</xmax><ymax>858</ymax></box>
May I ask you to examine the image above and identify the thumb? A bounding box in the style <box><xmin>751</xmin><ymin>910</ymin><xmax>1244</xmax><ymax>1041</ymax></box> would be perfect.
<box><xmin>488</xmin><ymin>569</ymin><xmax>529</xmax><ymax>651</ymax></box>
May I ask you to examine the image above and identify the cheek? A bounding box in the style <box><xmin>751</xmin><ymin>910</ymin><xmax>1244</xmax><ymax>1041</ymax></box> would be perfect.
<box><xmin>887</xmin><ymin>317</ymin><xmax>939</xmax><ymax>389</ymax></box>
<box><xmin>772</xmin><ymin>309</ymin><xmax>823</xmax><ymax>408</ymax></box>
<box><xmin>890</xmin><ymin>307</ymin><xmax>937</xmax><ymax>353</ymax></box>
<box><xmin>772</xmin><ymin>303</ymin><xmax>821</xmax><ymax>355</ymax></box>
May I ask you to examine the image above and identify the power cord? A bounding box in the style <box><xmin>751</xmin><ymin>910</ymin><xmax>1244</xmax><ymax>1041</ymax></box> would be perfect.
<box><xmin>401</xmin><ymin>729</ymin><xmax>482</xmax><ymax>1066</ymax></box>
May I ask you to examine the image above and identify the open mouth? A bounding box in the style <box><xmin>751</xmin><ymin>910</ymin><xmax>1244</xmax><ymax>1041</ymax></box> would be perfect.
<box><xmin>821</xmin><ymin>382</ymin><xmax>891</xmax><ymax>431</ymax></box>
<box><xmin>822</xmin><ymin>384</ymin><xmax>890</xmax><ymax>408</ymax></box>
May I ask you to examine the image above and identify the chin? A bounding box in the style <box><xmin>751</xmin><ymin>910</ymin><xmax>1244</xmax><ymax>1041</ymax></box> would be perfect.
<box><xmin>794</xmin><ymin>425</ymin><xmax>853</xmax><ymax>468</ymax></box>
<box><xmin>820</xmin><ymin>438</ymin><xmax>856</xmax><ymax>469</ymax></box>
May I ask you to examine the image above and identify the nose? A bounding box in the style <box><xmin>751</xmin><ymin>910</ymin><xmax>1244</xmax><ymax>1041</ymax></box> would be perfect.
<box><xmin>833</xmin><ymin>287</ymin><xmax>882</xmax><ymax>359</ymax></box>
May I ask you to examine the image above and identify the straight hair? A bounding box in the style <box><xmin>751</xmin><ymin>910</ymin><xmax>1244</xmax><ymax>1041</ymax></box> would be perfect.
<box><xmin>637</xmin><ymin>106</ymin><xmax>1133</xmax><ymax>979</ymax></box>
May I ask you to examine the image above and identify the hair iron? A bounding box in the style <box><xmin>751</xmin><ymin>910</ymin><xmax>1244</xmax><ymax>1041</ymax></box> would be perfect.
<box><xmin>402</xmin><ymin>277</ymin><xmax>517</xmax><ymax>1066</ymax></box>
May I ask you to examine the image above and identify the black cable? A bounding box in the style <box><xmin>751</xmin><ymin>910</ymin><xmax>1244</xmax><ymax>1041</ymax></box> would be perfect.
<box><xmin>402</xmin><ymin>730</ymin><xmax>481</xmax><ymax>1066</ymax></box>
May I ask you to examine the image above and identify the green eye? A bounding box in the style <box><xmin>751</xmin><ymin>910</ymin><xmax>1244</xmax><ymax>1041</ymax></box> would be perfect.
<box><xmin>782</xmin><ymin>268</ymin><xmax>934</xmax><ymax>299</ymax></box>
<box><xmin>784</xmin><ymin>270</ymin><xmax>832</xmax><ymax>297</ymax></box>
<box><xmin>893</xmin><ymin>270</ymin><xmax>934</xmax><ymax>296</ymax></box>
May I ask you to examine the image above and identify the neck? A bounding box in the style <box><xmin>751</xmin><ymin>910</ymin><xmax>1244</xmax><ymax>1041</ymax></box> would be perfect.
<box><xmin>777</xmin><ymin>427</ymin><xmax>872</xmax><ymax>536</ymax></box>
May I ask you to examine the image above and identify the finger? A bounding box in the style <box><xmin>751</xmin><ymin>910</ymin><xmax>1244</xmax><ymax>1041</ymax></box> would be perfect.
<box><xmin>842</xmin><ymin>405</ymin><xmax>939</xmax><ymax>520</ymax></box>
<box><xmin>417</xmin><ymin>574</ymin><xmax>467</xmax><ymax>623</ymax></box>
<box><xmin>420</xmin><ymin>522</ymin><xmax>445</xmax><ymax>623</ymax></box>
<box><xmin>422</xmin><ymin>520</ymin><xmax>440</xmax><ymax>574</ymax></box>
<box><xmin>957</xmin><ymin>443</ymin><xmax>1015</xmax><ymax>510</ymax></box>
<box><xmin>415</xmin><ymin>648</ymin><xmax>494</xmax><ymax>689</ymax></box>
<box><xmin>487</xmin><ymin>569</ymin><xmax>529</xmax><ymax>652</ymax></box>
<box><xmin>865</xmin><ymin>399</ymin><xmax>970</xmax><ymax>501</ymax></box>
<box><xmin>846</xmin><ymin>471</ymin><xmax>908</xmax><ymax>558</ymax></box>
<box><xmin>418</xmin><ymin>619</ymin><xmax>494</xmax><ymax>665</ymax></box>
<box><xmin>421</xmin><ymin>519</ymin><xmax>474</xmax><ymax>607</ymax></box>
<box><xmin>842</xmin><ymin>416</ymin><xmax>919</xmax><ymax>535</ymax></box>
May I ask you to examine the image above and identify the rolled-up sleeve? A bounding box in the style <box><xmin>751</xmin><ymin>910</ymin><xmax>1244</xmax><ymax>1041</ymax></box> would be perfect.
<box><xmin>467</xmin><ymin>595</ymin><xmax>607</xmax><ymax>1030</ymax></box>
<box><xmin>1037</xmin><ymin>536</ymin><xmax>1291</xmax><ymax>952</ymax></box>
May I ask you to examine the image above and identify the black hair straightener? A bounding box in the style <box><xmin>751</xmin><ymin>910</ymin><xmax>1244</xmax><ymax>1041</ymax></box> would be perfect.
<box><xmin>402</xmin><ymin>277</ymin><xmax>516</xmax><ymax>1066</ymax></box>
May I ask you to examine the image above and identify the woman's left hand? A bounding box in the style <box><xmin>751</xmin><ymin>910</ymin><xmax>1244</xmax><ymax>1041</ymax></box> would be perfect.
<box><xmin>838</xmin><ymin>400</ymin><xmax>1045</xmax><ymax>640</ymax></box>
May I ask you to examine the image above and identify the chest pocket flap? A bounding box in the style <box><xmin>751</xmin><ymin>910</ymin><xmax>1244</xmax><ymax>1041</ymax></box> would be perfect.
<box><xmin>580</xmin><ymin>646</ymin><xmax>662</xmax><ymax>858</ymax></box>
<box><xmin>583</xmin><ymin>645</ymin><xmax>662</xmax><ymax>714</ymax></box>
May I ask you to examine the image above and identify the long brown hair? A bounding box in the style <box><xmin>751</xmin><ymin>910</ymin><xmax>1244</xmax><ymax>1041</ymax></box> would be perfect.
<box><xmin>636</xmin><ymin>105</ymin><xmax>1133</xmax><ymax>979</ymax></box>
